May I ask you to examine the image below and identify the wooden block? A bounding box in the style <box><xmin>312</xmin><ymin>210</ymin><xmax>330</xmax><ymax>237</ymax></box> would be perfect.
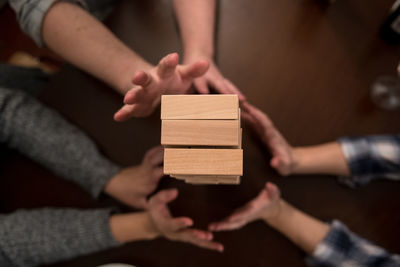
<box><xmin>161</xmin><ymin>95</ymin><xmax>239</xmax><ymax>120</ymax></box>
<box><xmin>185</xmin><ymin>176</ymin><xmax>240</xmax><ymax>185</ymax></box>
<box><xmin>164</xmin><ymin>148</ymin><xmax>243</xmax><ymax>175</ymax></box>
<box><xmin>161</xmin><ymin>120</ymin><xmax>240</xmax><ymax>146</ymax></box>
<box><xmin>239</xmin><ymin>128</ymin><xmax>242</xmax><ymax>149</ymax></box>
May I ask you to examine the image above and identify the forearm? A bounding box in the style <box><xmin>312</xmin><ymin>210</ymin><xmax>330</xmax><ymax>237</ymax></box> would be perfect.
<box><xmin>174</xmin><ymin>0</ymin><xmax>216</xmax><ymax>61</ymax></box>
<box><xmin>109</xmin><ymin>212</ymin><xmax>159</xmax><ymax>243</ymax></box>
<box><xmin>265</xmin><ymin>200</ymin><xmax>330</xmax><ymax>254</ymax></box>
<box><xmin>0</xmin><ymin>208</ymin><xmax>119</xmax><ymax>267</ymax></box>
<box><xmin>291</xmin><ymin>142</ymin><xmax>351</xmax><ymax>176</ymax></box>
<box><xmin>42</xmin><ymin>2</ymin><xmax>152</xmax><ymax>93</ymax></box>
<box><xmin>0</xmin><ymin>88</ymin><xmax>120</xmax><ymax>197</ymax></box>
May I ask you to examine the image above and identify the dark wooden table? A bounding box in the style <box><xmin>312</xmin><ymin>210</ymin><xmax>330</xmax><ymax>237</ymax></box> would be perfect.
<box><xmin>1</xmin><ymin>0</ymin><xmax>400</xmax><ymax>266</ymax></box>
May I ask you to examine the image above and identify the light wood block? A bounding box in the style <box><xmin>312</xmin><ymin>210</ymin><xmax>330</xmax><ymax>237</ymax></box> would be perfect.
<box><xmin>186</xmin><ymin>176</ymin><xmax>240</xmax><ymax>185</ymax></box>
<box><xmin>164</xmin><ymin>148</ymin><xmax>243</xmax><ymax>175</ymax></box>
<box><xmin>170</xmin><ymin>175</ymin><xmax>240</xmax><ymax>184</ymax></box>
<box><xmin>161</xmin><ymin>120</ymin><xmax>240</xmax><ymax>146</ymax></box>
<box><xmin>171</xmin><ymin>175</ymin><xmax>240</xmax><ymax>185</ymax></box>
<box><xmin>161</xmin><ymin>95</ymin><xmax>239</xmax><ymax>120</ymax></box>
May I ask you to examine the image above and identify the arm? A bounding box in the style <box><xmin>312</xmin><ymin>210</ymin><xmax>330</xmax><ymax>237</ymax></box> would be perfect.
<box><xmin>241</xmin><ymin>102</ymin><xmax>351</xmax><ymax>177</ymax></box>
<box><xmin>0</xmin><ymin>87</ymin><xmax>120</xmax><ymax>197</ymax></box>
<box><xmin>242</xmin><ymin>103</ymin><xmax>400</xmax><ymax>186</ymax></box>
<box><xmin>209</xmin><ymin>182</ymin><xmax>400</xmax><ymax>266</ymax></box>
<box><xmin>9</xmin><ymin>0</ymin><xmax>210</xmax><ymax>118</ymax></box>
<box><xmin>111</xmin><ymin>189</ymin><xmax>224</xmax><ymax>252</ymax></box>
<box><xmin>208</xmin><ymin>182</ymin><xmax>329</xmax><ymax>254</ymax></box>
<box><xmin>174</xmin><ymin>0</ymin><xmax>215</xmax><ymax>62</ymax></box>
<box><xmin>0</xmin><ymin>208</ymin><xmax>119</xmax><ymax>267</ymax></box>
<box><xmin>42</xmin><ymin>2</ymin><xmax>151</xmax><ymax>94</ymax></box>
<box><xmin>0</xmin><ymin>86</ymin><xmax>168</xmax><ymax>209</ymax></box>
<box><xmin>0</xmin><ymin>190</ymin><xmax>222</xmax><ymax>266</ymax></box>
<box><xmin>173</xmin><ymin>0</ymin><xmax>245</xmax><ymax>99</ymax></box>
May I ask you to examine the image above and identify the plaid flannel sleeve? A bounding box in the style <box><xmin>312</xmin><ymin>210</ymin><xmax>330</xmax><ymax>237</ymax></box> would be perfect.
<box><xmin>306</xmin><ymin>220</ymin><xmax>400</xmax><ymax>267</ymax></box>
<box><xmin>337</xmin><ymin>135</ymin><xmax>400</xmax><ymax>187</ymax></box>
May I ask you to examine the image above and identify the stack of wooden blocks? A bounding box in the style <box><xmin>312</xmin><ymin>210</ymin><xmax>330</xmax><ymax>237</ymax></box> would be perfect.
<box><xmin>161</xmin><ymin>94</ymin><xmax>243</xmax><ymax>185</ymax></box>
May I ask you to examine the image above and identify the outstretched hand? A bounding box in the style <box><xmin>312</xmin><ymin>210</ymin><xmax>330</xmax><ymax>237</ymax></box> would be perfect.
<box><xmin>241</xmin><ymin>102</ymin><xmax>295</xmax><ymax>176</ymax></box>
<box><xmin>104</xmin><ymin>146</ymin><xmax>164</xmax><ymax>209</ymax></box>
<box><xmin>208</xmin><ymin>182</ymin><xmax>281</xmax><ymax>232</ymax></box>
<box><xmin>148</xmin><ymin>189</ymin><xmax>224</xmax><ymax>252</ymax></box>
<box><xmin>114</xmin><ymin>53</ymin><xmax>209</xmax><ymax>121</ymax></box>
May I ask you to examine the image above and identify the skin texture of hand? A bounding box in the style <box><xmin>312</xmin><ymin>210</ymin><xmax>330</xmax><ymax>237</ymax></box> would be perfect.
<box><xmin>185</xmin><ymin>57</ymin><xmax>245</xmax><ymax>101</ymax></box>
<box><xmin>113</xmin><ymin>53</ymin><xmax>209</xmax><ymax>121</ymax></box>
<box><xmin>104</xmin><ymin>146</ymin><xmax>164</xmax><ymax>209</ymax></box>
<box><xmin>241</xmin><ymin>102</ymin><xmax>295</xmax><ymax>176</ymax></box>
<box><xmin>208</xmin><ymin>182</ymin><xmax>282</xmax><ymax>232</ymax></box>
<box><xmin>148</xmin><ymin>189</ymin><xmax>224</xmax><ymax>252</ymax></box>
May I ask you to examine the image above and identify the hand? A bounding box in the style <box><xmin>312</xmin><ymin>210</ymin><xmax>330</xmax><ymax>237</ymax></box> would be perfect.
<box><xmin>208</xmin><ymin>182</ymin><xmax>281</xmax><ymax>231</ymax></box>
<box><xmin>104</xmin><ymin>146</ymin><xmax>164</xmax><ymax>209</ymax></box>
<box><xmin>241</xmin><ymin>102</ymin><xmax>295</xmax><ymax>176</ymax></box>
<box><xmin>114</xmin><ymin>53</ymin><xmax>209</xmax><ymax>121</ymax></box>
<box><xmin>148</xmin><ymin>188</ymin><xmax>224</xmax><ymax>252</ymax></box>
<box><xmin>184</xmin><ymin>56</ymin><xmax>245</xmax><ymax>101</ymax></box>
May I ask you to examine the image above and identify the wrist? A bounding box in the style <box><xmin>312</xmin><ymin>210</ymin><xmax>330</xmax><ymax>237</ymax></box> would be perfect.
<box><xmin>109</xmin><ymin>212</ymin><xmax>160</xmax><ymax>243</ymax></box>
<box><xmin>183</xmin><ymin>49</ymin><xmax>214</xmax><ymax>64</ymax></box>
<box><xmin>263</xmin><ymin>199</ymin><xmax>290</xmax><ymax>227</ymax></box>
<box><xmin>291</xmin><ymin>147</ymin><xmax>306</xmax><ymax>174</ymax></box>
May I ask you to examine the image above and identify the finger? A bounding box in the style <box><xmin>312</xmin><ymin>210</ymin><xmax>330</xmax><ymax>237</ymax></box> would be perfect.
<box><xmin>157</xmin><ymin>53</ymin><xmax>179</xmax><ymax>79</ymax></box>
<box><xmin>224</xmin><ymin>79</ymin><xmax>246</xmax><ymax>101</ymax></box>
<box><xmin>245</xmin><ymin>103</ymin><xmax>273</xmax><ymax>129</ymax></box>
<box><xmin>113</xmin><ymin>104</ymin><xmax>135</xmax><ymax>122</ymax></box>
<box><xmin>149</xmin><ymin>188</ymin><xmax>178</xmax><ymax>207</ymax></box>
<box><xmin>265</xmin><ymin>182</ymin><xmax>280</xmax><ymax>200</ymax></box>
<box><xmin>179</xmin><ymin>60</ymin><xmax>209</xmax><ymax>80</ymax></box>
<box><xmin>114</xmin><ymin>103</ymin><xmax>151</xmax><ymax>121</ymax></box>
<box><xmin>152</xmin><ymin>167</ymin><xmax>164</xmax><ymax>182</ymax></box>
<box><xmin>124</xmin><ymin>86</ymin><xmax>145</xmax><ymax>105</ymax></box>
<box><xmin>241</xmin><ymin>107</ymin><xmax>264</xmax><ymax>135</ymax></box>
<box><xmin>193</xmin><ymin>79</ymin><xmax>210</xmax><ymax>94</ymax></box>
<box><xmin>240</xmin><ymin>108</ymin><xmax>257</xmax><ymax>125</ymax></box>
<box><xmin>149</xmin><ymin>148</ymin><xmax>164</xmax><ymax>167</ymax></box>
<box><xmin>270</xmin><ymin>157</ymin><xmax>281</xmax><ymax>170</ymax></box>
<box><xmin>208</xmin><ymin>219</ymin><xmax>248</xmax><ymax>232</ymax></box>
<box><xmin>178</xmin><ymin>229</ymin><xmax>224</xmax><ymax>252</ymax></box>
<box><xmin>143</xmin><ymin>146</ymin><xmax>164</xmax><ymax>165</ymax></box>
<box><xmin>132</xmin><ymin>71</ymin><xmax>152</xmax><ymax>87</ymax></box>
<box><xmin>166</xmin><ymin>216</ymin><xmax>193</xmax><ymax>231</ymax></box>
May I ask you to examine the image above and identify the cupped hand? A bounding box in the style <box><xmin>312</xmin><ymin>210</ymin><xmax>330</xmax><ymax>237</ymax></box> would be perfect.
<box><xmin>104</xmin><ymin>146</ymin><xmax>164</xmax><ymax>209</ymax></box>
<box><xmin>148</xmin><ymin>188</ymin><xmax>224</xmax><ymax>252</ymax></box>
<box><xmin>241</xmin><ymin>102</ymin><xmax>295</xmax><ymax>176</ymax></box>
<box><xmin>208</xmin><ymin>182</ymin><xmax>281</xmax><ymax>232</ymax></box>
<box><xmin>114</xmin><ymin>53</ymin><xmax>209</xmax><ymax>121</ymax></box>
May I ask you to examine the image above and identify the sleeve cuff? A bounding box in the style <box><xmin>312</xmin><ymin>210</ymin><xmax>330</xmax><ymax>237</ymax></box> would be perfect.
<box><xmin>11</xmin><ymin>0</ymin><xmax>88</xmax><ymax>47</ymax></box>
<box><xmin>337</xmin><ymin>137</ymin><xmax>374</xmax><ymax>187</ymax></box>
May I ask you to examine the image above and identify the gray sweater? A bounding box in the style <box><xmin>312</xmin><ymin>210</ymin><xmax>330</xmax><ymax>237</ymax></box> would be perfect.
<box><xmin>0</xmin><ymin>86</ymin><xmax>122</xmax><ymax>266</ymax></box>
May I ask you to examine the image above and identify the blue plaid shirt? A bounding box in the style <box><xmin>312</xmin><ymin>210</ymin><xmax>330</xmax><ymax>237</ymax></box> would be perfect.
<box><xmin>338</xmin><ymin>135</ymin><xmax>400</xmax><ymax>187</ymax></box>
<box><xmin>307</xmin><ymin>135</ymin><xmax>400</xmax><ymax>266</ymax></box>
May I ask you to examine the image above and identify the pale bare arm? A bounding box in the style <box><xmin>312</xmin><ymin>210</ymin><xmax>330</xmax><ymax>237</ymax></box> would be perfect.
<box><xmin>42</xmin><ymin>2</ymin><xmax>152</xmax><ymax>94</ymax></box>
<box><xmin>209</xmin><ymin>182</ymin><xmax>330</xmax><ymax>254</ymax></box>
<box><xmin>242</xmin><ymin>102</ymin><xmax>350</xmax><ymax>176</ymax></box>
<box><xmin>173</xmin><ymin>0</ymin><xmax>245</xmax><ymax>99</ymax></box>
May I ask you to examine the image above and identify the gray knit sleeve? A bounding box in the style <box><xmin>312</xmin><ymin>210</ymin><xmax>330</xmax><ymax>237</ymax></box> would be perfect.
<box><xmin>0</xmin><ymin>208</ymin><xmax>120</xmax><ymax>267</ymax></box>
<box><xmin>0</xmin><ymin>87</ymin><xmax>121</xmax><ymax>197</ymax></box>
